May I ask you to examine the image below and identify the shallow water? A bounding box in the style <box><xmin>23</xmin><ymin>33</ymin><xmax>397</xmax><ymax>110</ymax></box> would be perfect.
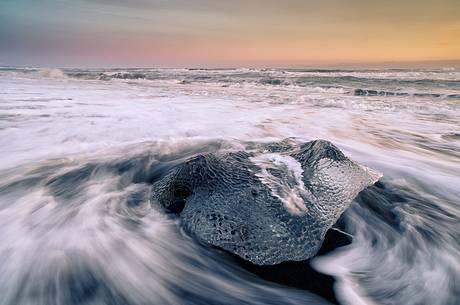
<box><xmin>0</xmin><ymin>67</ymin><xmax>459</xmax><ymax>305</ymax></box>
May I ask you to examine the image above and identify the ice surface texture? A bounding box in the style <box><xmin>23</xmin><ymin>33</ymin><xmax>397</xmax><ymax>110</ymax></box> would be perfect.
<box><xmin>151</xmin><ymin>140</ymin><xmax>381</xmax><ymax>265</ymax></box>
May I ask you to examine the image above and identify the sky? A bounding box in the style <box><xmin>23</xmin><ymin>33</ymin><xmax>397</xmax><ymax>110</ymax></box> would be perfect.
<box><xmin>1</xmin><ymin>0</ymin><xmax>459</xmax><ymax>68</ymax></box>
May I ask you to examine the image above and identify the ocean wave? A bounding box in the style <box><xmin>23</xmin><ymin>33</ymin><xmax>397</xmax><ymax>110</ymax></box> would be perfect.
<box><xmin>315</xmin><ymin>179</ymin><xmax>460</xmax><ymax>305</ymax></box>
<box><xmin>38</xmin><ymin>68</ymin><xmax>68</xmax><ymax>79</ymax></box>
<box><xmin>354</xmin><ymin>88</ymin><xmax>460</xmax><ymax>99</ymax></box>
<box><xmin>2</xmin><ymin>68</ymin><xmax>459</xmax><ymax>100</ymax></box>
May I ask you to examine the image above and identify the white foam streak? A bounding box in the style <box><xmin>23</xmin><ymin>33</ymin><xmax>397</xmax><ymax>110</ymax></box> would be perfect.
<box><xmin>250</xmin><ymin>153</ymin><xmax>311</xmax><ymax>215</ymax></box>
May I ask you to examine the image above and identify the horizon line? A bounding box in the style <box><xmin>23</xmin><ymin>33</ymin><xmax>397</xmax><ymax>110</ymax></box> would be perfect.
<box><xmin>1</xmin><ymin>59</ymin><xmax>460</xmax><ymax>70</ymax></box>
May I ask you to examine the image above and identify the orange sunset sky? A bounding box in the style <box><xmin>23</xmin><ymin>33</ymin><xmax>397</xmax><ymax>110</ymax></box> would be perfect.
<box><xmin>1</xmin><ymin>0</ymin><xmax>459</xmax><ymax>67</ymax></box>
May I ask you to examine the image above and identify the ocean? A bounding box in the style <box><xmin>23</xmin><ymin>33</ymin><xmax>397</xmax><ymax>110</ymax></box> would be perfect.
<box><xmin>0</xmin><ymin>67</ymin><xmax>459</xmax><ymax>305</ymax></box>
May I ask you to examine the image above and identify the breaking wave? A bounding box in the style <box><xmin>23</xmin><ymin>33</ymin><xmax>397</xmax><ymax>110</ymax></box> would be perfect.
<box><xmin>354</xmin><ymin>88</ymin><xmax>460</xmax><ymax>99</ymax></box>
